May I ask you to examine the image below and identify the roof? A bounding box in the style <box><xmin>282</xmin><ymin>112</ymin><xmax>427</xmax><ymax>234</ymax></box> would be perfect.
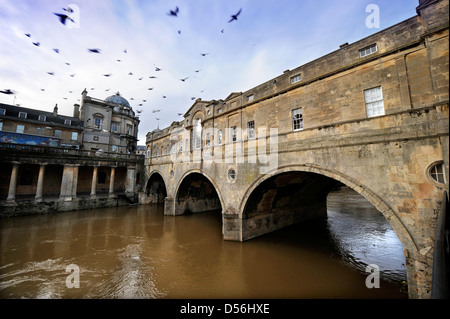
<box><xmin>104</xmin><ymin>92</ymin><xmax>131</xmax><ymax>108</ymax></box>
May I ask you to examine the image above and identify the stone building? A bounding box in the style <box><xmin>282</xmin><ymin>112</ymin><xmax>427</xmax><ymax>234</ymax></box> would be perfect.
<box><xmin>0</xmin><ymin>103</ymin><xmax>83</xmax><ymax>148</ymax></box>
<box><xmin>143</xmin><ymin>0</ymin><xmax>449</xmax><ymax>299</ymax></box>
<box><xmin>77</xmin><ymin>89</ymin><xmax>140</xmax><ymax>154</ymax></box>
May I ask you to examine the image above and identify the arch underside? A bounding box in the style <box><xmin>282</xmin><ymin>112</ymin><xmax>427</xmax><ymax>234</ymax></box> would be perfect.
<box><xmin>146</xmin><ymin>172</ymin><xmax>167</xmax><ymax>204</ymax></box>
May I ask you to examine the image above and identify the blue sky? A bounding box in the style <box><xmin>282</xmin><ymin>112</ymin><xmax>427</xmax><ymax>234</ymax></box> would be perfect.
<box><xmin>0</xmin><ymin>0</ymin><xmax>419</xmax><ymax>144</ymax></box>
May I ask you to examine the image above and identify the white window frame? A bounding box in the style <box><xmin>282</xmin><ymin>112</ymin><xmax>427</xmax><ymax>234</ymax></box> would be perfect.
<box><xmin>217</xmin><ymin>130</ymin><xmax>223</xmax><ymax>145</ymax></box>
<box><xmin>71</xmin><ymin>132</ymin><xmax>78</xmax><ymax>141</ymax></box>
<box><xmin>292</xmin><ymin>108</ymin><xmax>303</xmax><ymax>131</ymax></box>
<box><xmin>16</xmin><ymin>124</ymin><xmax>25</xmax><ymax>133</ymax></box>
<box><xmin>247</xmin><ymin>94</ymin><xmax>254</xmax><ymax>102</ymax></box>
<box><xmin>94</xmin><ymin>117</ymin><xmax>102</xmax><ymax>130</ymax></box>
<box><xmin>18</xmin><ymin>112</ymin><xmax>27</xmax><ymax>119</ymax></box>
<box><xmin>38</xmin><ymin>115</ymin><xmax>46</xmax><ymax>121</ymax></box>
<box><xmin>364</xmin><ymin>86</ymin><xmax>385</xmax><ymax>118</ymax></box>
<box><xmin>290</xmin><ymin>74</ymin><xmax>302</xmax><ymax>84</ymax></box>
<box><xmin>111</xmin><ymin>122</ymin><xmax>120</xmax><ymax>133</ymax></box>
<box><xmin>247</xmin><ymin>121</ymin><xmax>255</xmax><ymax>139</ymax></box>
<box><xmin>64</xmin><ymin>119</ymin><xmax>71</xmax><ymax>125</ymax></box>
<box><xmin>54</xmin><ymin>129</ymin><xmax>62</xmax><ymax>138</ymax></box>
<box><xmin>429</xmin><ymin>162</ymin><xmax>446</xmax><ymax>185</ymax></box>
<box><xmin>360</xmin><ymin>44</ymin><xmax>378</xmax><ymax>58</ymax></box>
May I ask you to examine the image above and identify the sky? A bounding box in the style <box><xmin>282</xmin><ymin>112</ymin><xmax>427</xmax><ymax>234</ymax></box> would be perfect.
<box><xmin>0</xmin><ymin>0</ymin><xmax>420</xmax><ymax>144</ymax></box>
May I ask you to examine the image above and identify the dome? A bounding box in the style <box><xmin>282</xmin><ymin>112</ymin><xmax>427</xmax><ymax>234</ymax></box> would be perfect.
<box><xmin>105</xmin><ymin>92</ymin><xmax>131</xmax><ymax>107</ymax></box>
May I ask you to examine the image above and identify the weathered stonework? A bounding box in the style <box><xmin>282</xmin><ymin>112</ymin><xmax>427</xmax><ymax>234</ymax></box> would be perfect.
<box><xmin>143</xmin><ymin>0</ymin><xmax>449</xmax><ymax>298</ymax></box>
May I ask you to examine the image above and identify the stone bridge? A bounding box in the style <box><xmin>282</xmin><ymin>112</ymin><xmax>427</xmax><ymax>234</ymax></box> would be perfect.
<box><xmin>141</xmin><ymin>0</ymin><xmax>449</xmax><ymax>299</ymax></box>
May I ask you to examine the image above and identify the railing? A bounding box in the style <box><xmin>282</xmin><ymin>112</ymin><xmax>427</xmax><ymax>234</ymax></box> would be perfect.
<box><xmin>0</xmin><ymin>142</ymin><xmax>140</xmax><ymax>160</ymax></box>
<box><xmin>431</xmin><ymin>190</ymin><xmax>450</xmax><ymax>299</ymax></box>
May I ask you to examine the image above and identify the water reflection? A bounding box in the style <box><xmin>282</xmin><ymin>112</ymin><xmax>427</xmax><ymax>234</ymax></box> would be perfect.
<box><xmin>0</xmin><ymin>187</ymin><xmax>407</xmax><ymax>299</ymax></box>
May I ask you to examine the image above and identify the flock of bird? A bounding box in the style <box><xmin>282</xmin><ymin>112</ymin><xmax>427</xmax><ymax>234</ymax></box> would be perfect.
<box><xmin>2</xmin><ymin>4</ymin><xmax>243</xmax><ymax>123</ymax></box>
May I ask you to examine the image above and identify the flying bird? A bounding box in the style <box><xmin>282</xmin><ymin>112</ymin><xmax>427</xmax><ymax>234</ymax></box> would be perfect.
<box><xmin>123</xmin><ymin>49</ymin><xmax>127</xmax><ymax>53</ymax></box>
<box><xmin>152</xmin><ymin>109</ymin><xmax>160</xmax><ymax>113</ymax></box>
<box><xmin>228</xmin><ymin>8</ymin><xmax>242</xmax><ymax>22</ymax></box>
<box><xmin>168</xmin><ymin>6</ymin><xmax>179</xmax><ymax>17</ymax></box>
<box><xmin>180</xmin><ymin>77</ymin><xmax>189</xmax><ymax>82</ymax></box>
<box><xmin>194</xmin><ymin>70</ymin><xmax>201</xmax><ymax>73</ymax></box>
<box><xmin>87</xmin><ymin>48</ymin><xmax>101</xmax><ymax>53</ymax></box>
<box><xmin>155</xmin><ymin>67</ymin><xmax>162</xmax><ymax>71</ymax></box>
<box><xmin>128</xmin><ymin>72</ymin><xmax>133</xmax><ymax>75</ymax></box>
<box><xmin>47</xmin><ymin>72</ymin><xmax>55</xmax><ymax>75</ymax></box>
<box><xmin>54</xmin><ymin>13</ymin><xmax>74</xmax><ymax>25</ymax></box>
<box><xmin>70</xmin><ymin>74</ymin><xmax>76</xmax><ymax>77</ymax></box>
<box><xmin>149</xmin><ymin>76</ymin><xmax>157</xmax><ymax>79</ymax></box>
<box><xmin>200</xmin><ymin>53</ymin><xmax>208</xmax><ymax>56</ymax></box>
<box><xmin>25</xmin><ymin>33</ymin><xmax>31</xmax><ymax>37</ymax></box>
<box><xmin>0</xmin><ymin>89</ymin><xmax>14</xmax><ymax>95</ymax></box>
<box><xmin>63</xmin><ymin>6</ymin><xmax>74</xmax><ymax>13</ymax></box>
<box><xmin>103</xmin><ymin>74</ymin><xmax>112</xmax><ymax>77</ymax></box>
<box><xmin>178</xmin><ymin>113</ymin><xmax>183</xmax><ymax>116</ymax></box>
<box><xmin>148</xmin><ymin>88</ymin><xmax>154</xmax><ymax>90</ymax></box>
<box><xmin>155</xmin><ymin>118</ymin><xmax>160</xmax><ymax>121</ymax></box>
<box><xmin>65</xmin><ymin>62</ymin><xmax>70</xmax><ymax>65</ymax></box>
<box><xmin>41</xmin><ymin>89</ymin><xmax>45</xmax><ymax>91</ymax></box>
<box><xmin>53</xmin><ymin>48</ymin><xmax>59</xmax><ymax>53</ymax></box>
<box><xmin>139</xmin><ymin>77</ymin><xmax>143</xmax><ymax>80</ymax></box>
<box><xmin>33</xmin><ymin>42</ymin><xmax>40</xmax><ymax>47</ymax></box>
<box><xmin>162</xmin><ymin>95</ymin><xmax>166</xmax><ymax>98</ymax></box>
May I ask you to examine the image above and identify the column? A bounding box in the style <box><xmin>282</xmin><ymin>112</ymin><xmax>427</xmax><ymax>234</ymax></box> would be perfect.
<box><xmin>91</xmin><ymin>166</ymin><xmax>98</xmax><ymax>198</ymax></box>
<box><xmin>109</xmin><ymin>166</ymin><xmax>116</xmax><ymax>198</ymax></box>
<box><xmin>60</xmin><ymin>165</ymin><xmax>75</xmax><ymax>201</ymax></box>
<box><xmin>35</xmin><ymin>163</ymin><xmax>47</xmax><ymax>202</ymax></box>
<box><xmin>125</xmin><ymin>167</ymin><xmax>136</xmax><ymax>194</ymax></box>
<box><xmin>72</xmin><ymin>165</ymin><xmax>79</xmax><ymax>199</ymax></box>
<box><xmin>6</xmin><ymin>162</ymin><xmax>19</xmax><ymax>203</ymax></box>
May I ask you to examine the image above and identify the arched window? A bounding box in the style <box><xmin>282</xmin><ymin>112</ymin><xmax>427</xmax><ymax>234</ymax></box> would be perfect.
<box><xmin>194</xmin><ymin>118</ymin><xmax>202</xmax><ymax>149</ymax></box>
<box><xmin>429</xmin><ymin>162</ymin><xmax>446</xmax><ymax>185</ymax></box>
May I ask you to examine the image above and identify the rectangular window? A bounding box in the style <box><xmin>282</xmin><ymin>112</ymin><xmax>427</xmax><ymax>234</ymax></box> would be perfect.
<box><xmin>247</xmin><ymin>94</ymin><xmax>254</xmax><ymax>102</ymax></box>
<box><xmin>292</xmin><ymin>108</ymin><xmax>303</xmax><ymax>131</ymax></box>
<box><xmin>0</xmin><ymin>109</ymin><xmax>5</xmax><ymax>116</ymax></box>
<box><xmin>38</xmin><ymin>115</ymin><xmax>46</xmax><ymax>121</ymax></box>
<box><xmin>359</xmin><ymin>44</ymin><xmax>378</xmax><ymax>58</ymax></box>
<box><xmin>247</xmin><ymin>121</ymin><xmax>255</xmax><ymax>139</ymax></box>
<box><xmin>0</xmin><ymin>122</ymin><xmax>3</xmax><ymax>130</ymax></box>
<box><xmin>94</xmin><ymin>118</ymin><xmax>102</xmax><ymax>129</ymax></box>
<box><xmin>111</xmin><ymin>122</ymin><xmax>120</xmax><ymax>133</ymax></box>
<box><xmin>364</xmin><ymin>86</ymin><xmax>385</xmax><ymax>118</ymax></box>
<box><xmin>231</xmin><ymin>126</ymin><xmax>237</xmax><ymax>142</ymax></box>
<box><xmin>290</xmin><ymin>74</ymin><xmax>302</xmax><ymax>84</ymax></box>
<box><xmin>64</xmin><ymin>119</ymin><xmax>71</xmax><ymax>125</ymax></box>
<box><xmin>36</xmin><ymin>127</ymin><xmax>44</xmax><ymax>135</ymax></box>
<box><xmin>71</xmin><ymin>132</ymin><xmax>78</xmax><ymax>141</ymax></box>
<box><xmin>54</xmin><ymin>129</ymin><xmax>62</xmax><ymax>138</ymax></box>
<box><xmin>127</xmin><ymin>124</ymin><xmax>132</xmax><ymax>135</ymax></box>
<box><xmin>146</xmin><ymin>150</ymin><xmax>150</xmax><ymax>158</ymax></box>
<box><xmin>112</xmin><ymin>145</ymin><xmax>118</xmax><ymax>152</ymax></box>
<box><xmin>217</xmin><ymin>130</ymin><xmax>222</xmax><ymax>145</ymax></box>
<box><xmin>18</xmin><ymin>112</ymin><xmax>27</xmax><ymax>119</ymax></box>
<box><xmin>16</xmin><ymin>124</ymin><xmax>25</xmax><ymax>133</ymax></box>
<box><xmin>217</xmin><ymin>108</ymin><xmax>222</xmax><ymax>114</ymax></box>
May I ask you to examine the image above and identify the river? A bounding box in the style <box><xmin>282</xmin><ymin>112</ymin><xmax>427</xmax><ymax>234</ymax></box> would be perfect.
<box><xmin>0</xmin><ymin>187</ymin><xmax>407</xmax><ymax>299</ymax></box>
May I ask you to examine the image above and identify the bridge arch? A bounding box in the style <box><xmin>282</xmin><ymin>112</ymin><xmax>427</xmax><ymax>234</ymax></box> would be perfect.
<box><xmin>239</xmin><ymin>164</ymin><xmax>417</xmax><ymax>253</ymax></box>
<box><xmin>174</xmin><ymin>170</ymin><xmax>224</xmax><ymax>215</ymax></box>
<box><xmin>145</xmin><ymin>170</ymin><xmax>168</xmax><ymax>204</ymax></box>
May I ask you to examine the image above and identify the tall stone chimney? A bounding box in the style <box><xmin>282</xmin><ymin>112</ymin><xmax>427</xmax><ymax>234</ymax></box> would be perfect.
<box><xmin>73</xmin><ymin>104</ymin><xmax>80</xmax><ymax>118</ymax></box>
<box><xmin>53</xmin><ymin>104</ymin><xmax>58</xmax><ymax>117</ymax></box>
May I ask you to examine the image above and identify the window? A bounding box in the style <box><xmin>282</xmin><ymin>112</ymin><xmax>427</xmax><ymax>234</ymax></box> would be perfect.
<box><xmin>94</xmin><ymin>117</ymin><xmax>102</xmax><ymax>129</ymax></box>
<box><xmin>429</xmin><ymin>162</ymin><xmax>446</xmax><ymax>184</ymax></box>
<box><xmin>231</xmin><ymin>126</ymin><xmax>237</xmax><ymax>142</ymax></box>
<box><xmin>364</xmin><ymin>86</ymin><xmax>385</xmax><ymax>118</ymax></box>
<box><xmin>217</xmin><ymin>130</ymin><xmax>223</xmax><ymax>145</ymax></box>
<box><xmin>16</xmin><ymin>124</ymin><xmax>25</xmax><ymax>133</ymax></box>
<box><xmin>146</xmin><ymin>149</ymin><xmax>150</xmax><ymax>158</ymax></box>
<box><xmin>155</xmin><ymin>147</ymin><xmax>159</xmax><ymax>157</ymax></box>
<box><xmin>291</xmin><ymin>74</ymin><xmax>302</xmax><ymax>84</ymax></box>
<box><xmin>360</xmin><ymin>44</ymin><xmax>378</xmax><ymax>57</ymax></box>
<box><xmin>247</xmin><ymin>121</ymin><xmax>255</xmax><ymax>139</ymax></box>
<box><xmin>71</xmin><ymin>132</ymin><xmax>78</xmax><ymax>141</ymax></box>
<box><xmin>292</xmin><ymin>108</ymin><xmax>303</xmax><ymax>131</ymax></box>
<box><xmin>217</xmin><ymin>108</ymin><xmax>222</xmax><ymax>114</ymax></box>
<box><xmin>112</xmin><ymin>145</ymin><xmax>118</xmax><ymax>152</ymax></box>
<box><xmin>18</xmin><ymin>112</ymin><xmax>27</xmax><ymax>119</ymax></box>
<box><xmin>0</xmin><ymin>109</ymin><xmax>5</xmax><ymax>115</ymax></box>
<box><xmin>38</xmin><ymin>115</ymin><xmax>46</xmax><ymax>121</ymax></box>
<box><xmin>64</xmin><ymin>119</ymin><xmax>71</xmax><ymax>125</ymax></box>
<box><xmin>247</xmin><ymin>94</ymin><xmax>254</xmax><ymax>102</ymax></box>
<box><xmin>228</xmin><ymin>169</ymin><xmax>236</xmax><ymax>181</ymax></box>
<box><xmin>127</xmin><ymin>124</ymin><xmax>132</xmax><ymax>135</ymax></box>
<box><xmin>0</xmin><ymin>122</ymin><xmax>3</xmax><ymax>131</ymax></box>
<box><xmin>54</xmin><ymin>129</ymin><xmax>62</xmax><ymax>138</ymax></box>
<box><xmin>111</xmin><ymin>122</ymin><xmax>120</xmax><ymax>133</ymax></box>
<box><xmin>194</xmin><ymin>118</ymin><xmax>202</xmax><ymax>149</ymax></box>
<box><xmin>166</xmin><ymin>145</ymin><xmax>170</xmax><ymax>154</ymax></box>
<box><xmin>206</xmin><ymin>133</ymin><xmax>210</xmax><ymax>147</ymax></box>
<box><xmin>36</xmin><ymin>127</ymin><xmax>44</xmax><ymax>135</ymax></box>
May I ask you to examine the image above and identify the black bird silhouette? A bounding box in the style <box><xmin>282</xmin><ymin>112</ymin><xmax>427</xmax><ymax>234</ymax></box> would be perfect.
<box><xmin>103</xmin><ymin>74</ymin><xmax>112</xmax><ymax>77</ymax></box>
<box><xmin>155</xmin><ymin>67</ymin><xmax>162</xmax><ymax>71</ymax></box>
<box><xmin>25</xmin><ymin>33</ymin><xmax>31</xmax><ymax>37</ymax></box>
<box><xmin>0</xmin><ymin>89</ymin><xmax>14</xmax><ymax>95</ymax></box>
<box><xmin>168</xmin><ymin>6</ymin><xmax>179</xmax><ymax>17</ymax></box>
<box><xmin>228</xmin><ymin>8</ymin><xmax>242</xmax><ymax>22</ymax></box>
<box><xmin>65</xmin><ymin>62</ymin><xmax>70</xmax><ymax>65</ymax></box>
<box><xmin>195</xmin><ymin>70</ymin><xmax>201</xmax><ymax>73</ymax></box>
<box><xmin>70</xmin><ymin>74</ymin><xmax>76</xmax><ymax>77</ymax></box>
<box><xmin>33</xmin><ymin>42</ymin><xmax>40</xmax><ymax>47</ymax></box>
<box><xmin>47</xmin><ymin>72</ymin><xmax>55</xmax><ymax>75</ymax></box>
<box><xmin>123</xmin><ymin>49</ymin><xmax>127</xmax><ymax>53</ymax></box>
<box><xmin>178</xmin><ymin>113</ymin><xmax>183</xmax><ymax>116</ymax></box>
<box><xmin>87</xmin><ymin>48</ymin><xmax>101</xmax><ymax>53</ymax></box>
<box><xmin>41</xmin><ymin>88</ymin><xmax>45</xmax><ymax>91</ymax></box>
<box><xmin>53</xmin><ymin>48</ymin><xmax>60</xmax><ymax>53</ymax></box>
<box><xmin>148</xmin><ymin>88</ymin><xmax>154</xmax><ymax>90</ymax></box>
<box><xmin>200</xmin><ymin>53</ymin><xmax>208</xmax><ymax>56</ymax></box>
<box><xmin>63</xmin><ymin>6</ymin><xmax>74</xmax><ymax>13</ymax></box>
<box><xmin>149</xmin><ymin>76</ymin><xmax>157</xmax><ymax>79</ymax></box>
<box><xmin>128</xmin><ymin>72</ymin><xmax>133</xmax><ymax>75</ymax></box>
<box><xmin>139</xmin><ymin>77</ymin><xmax>143</xmax><ymax>80</ymax></box>
<box><xmin>162</xmin><ymin>95</ymin><xmax>166</xmax><ymax>98</ymax></box>
<box><xmin>54</xmin><ymin>13</ymin><xmax>74</xmax><ymax>25</ymax></box>
<box><xmin>180</xmin><ymin>77</ymin><xmax>189</xmax><ymax>82</ymax></box>
<box><xmin>152</xmin><ymin>109</ymin><xmax>160</xmax><ymax>113</ymax></box>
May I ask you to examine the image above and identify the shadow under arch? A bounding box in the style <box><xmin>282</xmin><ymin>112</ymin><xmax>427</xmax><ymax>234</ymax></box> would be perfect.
<box><xmin>145</xmin><ymin>170</ymin><xmax>168</xmax><ymax>204</ymax></box>
<box><xmin>239</xmin><ymin>164</ymin><xmax>418</xmax><ymax>253</ymax></box>
<box><xmin>174</xmin><ymin>169</ymin><xmax>224</xmax><ymax>215</ymax></box>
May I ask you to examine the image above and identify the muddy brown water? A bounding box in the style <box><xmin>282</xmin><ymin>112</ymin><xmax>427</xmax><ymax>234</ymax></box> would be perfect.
<box><xmin>0</xmin><ymin>187</ymin><xmax>407</xmax><ymax>299</ymax></box>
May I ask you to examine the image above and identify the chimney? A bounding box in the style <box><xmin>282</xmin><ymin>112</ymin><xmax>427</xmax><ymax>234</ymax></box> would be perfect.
<box><xmin>53</xmin><ymin>104</ymin><xmax>58</xmax><ymax>117</ymax></box>
<box><xmin>73</xmin><ymin>104</ymin><xmax>80</xmax><ymax>118</ymax></box>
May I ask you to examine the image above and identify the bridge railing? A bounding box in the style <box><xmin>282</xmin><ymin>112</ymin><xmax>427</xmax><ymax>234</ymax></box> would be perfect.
<box><xmin>431</xmin><ymin>190</ymin><xmax>450</xmax><ymax>299</ymax></box>
<box><xmin>0</xmin><ymin>142</ymin><xmax>140</xmax><ymax>160</ymax></box>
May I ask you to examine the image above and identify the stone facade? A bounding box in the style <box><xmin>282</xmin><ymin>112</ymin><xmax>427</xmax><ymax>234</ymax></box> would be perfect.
<box><xmin>143</xmin><ymin>0</ymin><xmax>449</xmax><ymax>298</ymax></box>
